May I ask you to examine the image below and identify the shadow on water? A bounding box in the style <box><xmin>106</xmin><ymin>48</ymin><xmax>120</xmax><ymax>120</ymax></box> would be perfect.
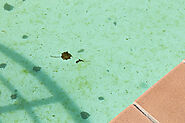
<box><xmin>0</xmin><ymin>43</ymin><xmax>90</xmax><ymax>123</ymax></box>
<box><xmin>0</xmin><ymin>74</ymin><xmax>41</xmax><ymax>123</ymax></box>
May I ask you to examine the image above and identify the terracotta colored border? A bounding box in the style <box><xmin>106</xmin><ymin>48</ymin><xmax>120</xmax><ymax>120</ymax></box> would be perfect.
<box><xmin>110</xmin><ymin>60</ymin><xmax>185</xmax><ymax>122</ymax></box>
<box><xmin>110</xmin><ymin>105</ymin><xmax>152</xmax><ymax>123</ymax></box>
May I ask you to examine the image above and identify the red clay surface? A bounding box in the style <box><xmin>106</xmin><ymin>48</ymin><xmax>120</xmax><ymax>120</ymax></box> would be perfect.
<box><xmin>135</xmin><ymin>61</ymin><xmax>185</xmax><ymax>123</ymax></box>
<box><xmin>111</xmin><ymin>61</ymin><xmax>185</xmax><ymax>123</ymax></box>
<box><xmin>110</xmin><ymin>105</ymin><xmax>152</xmax><ymax>123</ymax></box>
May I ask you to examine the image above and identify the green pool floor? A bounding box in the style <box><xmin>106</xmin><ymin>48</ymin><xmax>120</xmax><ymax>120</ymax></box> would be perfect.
<box><xmin>0</xmin><ymin>0</ymin><xmax>185</xmax><ymax>122</ymax></box>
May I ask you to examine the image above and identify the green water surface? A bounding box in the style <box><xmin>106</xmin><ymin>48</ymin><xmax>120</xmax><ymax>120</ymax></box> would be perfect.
<box><xmin>0</xmin><ymin>0</ymin><xmax>185</xmax><ymax>123</ymax></box>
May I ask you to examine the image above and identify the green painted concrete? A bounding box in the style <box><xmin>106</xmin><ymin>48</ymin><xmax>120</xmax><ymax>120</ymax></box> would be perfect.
<box><xmin>0</xmin><ymin>0</ymin><xmax>185</xmax><ymax>122</ymax></box>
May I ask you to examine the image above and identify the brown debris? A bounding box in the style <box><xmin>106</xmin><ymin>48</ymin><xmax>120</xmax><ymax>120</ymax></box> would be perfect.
<box><xmin>76</xmin><ymin>59</ymin><xmax>84</xmax><ymax>63</ymax></box>
<box><xmin>61</xmin><ymin>52</ymin><xmax>72</xmax><ymax>60</ymax></box>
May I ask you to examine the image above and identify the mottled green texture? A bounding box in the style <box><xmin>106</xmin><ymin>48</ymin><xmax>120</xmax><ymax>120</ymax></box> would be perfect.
<box><xmin>0</xmin><ymin>0</ymin><xmax>185</xmax><ymax>122</ymax></box>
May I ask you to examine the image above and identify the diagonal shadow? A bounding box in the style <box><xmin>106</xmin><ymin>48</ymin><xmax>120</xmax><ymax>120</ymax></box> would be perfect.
<box><xmin>0</xmin><ymin>43</ymin><xmax>90</xmax><ymax>123</ymax></box>
<box><xmin>0</xmin><ymin>96</ymin><xmax>56</xmax><ymax>113</ymax></box>
<box><xmin>0</xmin><ymin>74</ymin><xmax>41</xmax><ymax>123</ymax></box>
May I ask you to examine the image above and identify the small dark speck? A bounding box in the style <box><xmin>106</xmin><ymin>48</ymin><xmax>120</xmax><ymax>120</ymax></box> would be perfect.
<box><xmin>4</xmin><ymin>3</ymin><xmax>14</xmax><ymax>11</ymax></box>
<box><xmin>22</xmin><ymin>35</ymin><xmax>28</xmax><ymax>39</ymax></box>
<box><xmin>33</xmin><ymin>66</ymin><xmax>41</xmax><ymax>72</ymax></box>
<box><xmin>136</xmin><ymin>71</ymin><xmax>139</xmax><ymax>73</ymax></box>
<box><xmin>14</xmin><ymin>89</ymin><xmax>18</xmax><ymax>92</ymax></box>
<box><xmin>52</xmin><ymin>115</ymin><xmax>55</xmax><ymax>117</ymax></box>
<box><xmin>80</xmin><ymin>111</ymin><xmax>90</xmax><ymax>119</ymax></box>
<box><xmin>11</xmin><ymin>94</ymin><xmax>17</xmax><ymax>99</ymax></box>
<box><xmin>23</xmin><ymin>0</ymin><xmax>26</xmax><ymax>1</ymax></box>
<box><xmin>0</xmin><ymin>63</ymin><xmax>7</xmax><ymax>69</ymax></box>
<box><xmin>106</xmin><ymin>69</ymin><xmax>109</xmax><ymax>72</ymax></box>
<box><xmin>126</xmin><ymin>38</ymin><xmax>129</xmax><ymax>40</ymax></box>
<box><xmin>123</xmin><ymin>67</ymin><xmax>126</xmax><ymax>69</ymax></box>
<box><xmin>76</xmin><ymin>59</ymin><xmax>84</xmax><ymax>63</ymax></box>
<box><xmin>113</xmin><ymin>21</ymin><xmax>117</xmax><ymax>26</ymax></box>
<box><xmin>125</xmin><ymin>89</ymin><xmax>128</xmax><ymax>93</ymax></box>
<box><xmin>77</xmin><ymin>49</ymin><xmax>85</xmax><ymax>53</ymax></box>
<box><xmin>98</xmin><ymin>96</ymin><xmax>104</xmax><ymax>100</ymax></box>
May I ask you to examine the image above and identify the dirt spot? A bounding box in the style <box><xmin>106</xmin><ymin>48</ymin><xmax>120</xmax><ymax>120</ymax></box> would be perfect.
<box><xmin>77</xmin><ymin>49</ymin><xmax>84</xmax><ymax>53</ymax></box>
<box><xmin>22</xmin><ymin>35</ymin><xmax>28</xmax><ymax>39</ymax></box>
<box><xmin>4</xmin><ymin>3</ymin><xmax>14</xmax><ymax>11</ymax></box>
<box><xmin>98</xmin><ymin>96</ymin><xmax>104</xmax><ymax>100</ymax></box>
<box><xmin>61</xmin><ymin>51</ymin><xmax>72</xmax><ymax>60</ymax></box>
<box><xmin>80</xmin><ymin>111</ymin><xmax>90</xmax><ymax>119</ymax></box>
<box><xmin>113</xmin><ymin>21</ymin><xmax>117</xmax><ymax>26</ymax></box>
<box><xmin>11</xmin><ymin>94</ymin><xmax>17</xmax><ymax>99</ymax></box>
<box><xmin>76</xmin><ymin>59</ymin><xmax>84</xmax><ymax>63</ymax></box>
<box><xmin>0</xmin><ymin>63</ymin><xmax>7</xmax><ymax>69</ymax></box>
<box><xmin>33</xmin><ymin>66</ymin><xmax>41</xmax><ymax>72</ymax></box>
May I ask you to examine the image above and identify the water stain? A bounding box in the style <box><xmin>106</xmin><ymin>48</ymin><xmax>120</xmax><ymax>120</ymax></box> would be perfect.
<box><xmin>4</xmin><ymin>3</ymin><xmax>14</xmax><ymax>11</ymax></box>
<box><xmin>61</xmin><ymin>51</ymin><xmax>72</xmax><ymax>60</ymax></box>
<box><xmin>80</xmin><ymin>111</ymin><xmax>90</xmax><ymax>119</ymax></box>
<box><xmin>0</xmin><ymin>63</ymin><xmax>7</xmax><ymax>69</ymax></box>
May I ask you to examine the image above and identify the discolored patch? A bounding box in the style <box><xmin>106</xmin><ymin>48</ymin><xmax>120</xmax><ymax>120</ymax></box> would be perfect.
<box><xmin>80</xmin><ymin>111</ymin><xmax>90</xmax><ymax>119</ymax></box>
<box><xmin>4</xmin><ymin>3</ymin><xmax>14</xmax><ymax>11</ymax></box>
<box><xmin>0</xmin><ymin>63</ymin><xmax>7</xmax><ymax>69</ymax></box>
<box><xmin>61</xmin><ymin>51</ymin><xmax>72</xmax><ymax>60</ymax></box>
<box><xmin>33</xmin><ymin>66</ymin><xmax>41</xmax><ymax>72</ymax></box>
